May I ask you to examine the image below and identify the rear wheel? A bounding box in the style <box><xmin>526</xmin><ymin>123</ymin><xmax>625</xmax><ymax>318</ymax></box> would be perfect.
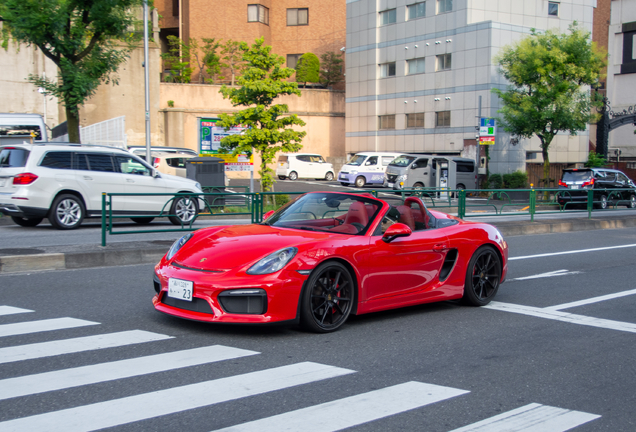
<box><xmin>325</xmin><ymin>172</ymin><xmax>334</xmax><ymax>181</ymax></box>
<box><xmin>169</xmin><ymin>196</ymin><xmax>199</xmax><ymax>225</ymax></box>
<box><xmin>595</xmin><ymin>194</ymin><xmax>608</xmax><ymax>210</ymax></box>
<box><xmin>288</xmin><ymin>171</ymin><xmax>298</xmax><ymax>181</ymax></box>
<box><xmin>354</xmin><ymin>176</ymin><xmax>366</xmax><ymax>188</ymax></box>
<box><xmin>11</xmin><ymin>216</ymin><xmax>43</xmax><ymax>227</ymax></box>
<box><xmin>626</xmin><ymin>195</ymin><xmax>636</xmax><ymax>209</ymax></box>
<box><xmin>131</xmin><ymin>217</ymin><xmax>155</xmax><ymax>224</ymax></box>
<box><xmin>300</xmin><ymin>261</ymin><xmax>355</xmax><ymax>333</ymax></box>
<box><xmin>278</xmin><ymin>175</ymin><xmax>286</xmax><ymax>180</ymax></box>
<box><xmin>49</xmin><ymin>194</ymin><xmax>85</xmax><ymax>230</ymax></box>
<box><xmin>462</xmin><ymin>246</ymin><xmax>501</xmax><ymax>306</ymax></box>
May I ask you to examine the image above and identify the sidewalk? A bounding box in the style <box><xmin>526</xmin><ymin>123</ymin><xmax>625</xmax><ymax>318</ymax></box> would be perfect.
<box><xmin>1</xmin><ymin>215</ymin><xmax>636</xmax><ymax>275</ymax></box>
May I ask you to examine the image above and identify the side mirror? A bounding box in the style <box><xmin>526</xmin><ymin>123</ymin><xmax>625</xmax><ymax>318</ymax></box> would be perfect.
<box><xmin>152</xmin><ymin>169</ymin><xmax>160</xmax><ymax>178</ymax></box>
<box><xmin>382</xmin><ymin>223</ymin><xmax>412</xmax><ymax>243</ymax></box>
<box><xmin>262</xmin><ymin>210</ymin><xmax>275</xmax><ymax>221</ymax></box>
<box><xmin>411</xmin><ymin>164</ymin><xmax>418</xmax><ymax>169</ymax></box>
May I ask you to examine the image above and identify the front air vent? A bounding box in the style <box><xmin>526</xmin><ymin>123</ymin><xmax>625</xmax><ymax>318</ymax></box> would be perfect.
<box><xmin>439</xmin><ymin>249</ymin><xmax>458</xmax><ymax>281</ymax></box>
<box><xmin>218</xmin><ymin>289</ymin><xmax>267</xmax><ymax>315</ymax></box>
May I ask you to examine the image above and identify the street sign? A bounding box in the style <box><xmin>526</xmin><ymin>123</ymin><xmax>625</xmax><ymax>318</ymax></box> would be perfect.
<box><xmin>479</xmin><ymin>118</ymin><xmax>497</xmax><ymax>137</ymax></box>
<box><xmin>479</xmin><ymin>136</ymin><xmax>495</xmax><ymax>145</ymax></box>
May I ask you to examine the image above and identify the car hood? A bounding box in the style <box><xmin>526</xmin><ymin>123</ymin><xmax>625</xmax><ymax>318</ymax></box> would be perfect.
<box><xmin>172</xmin><ymin>224</ymin><xmax>331</xmax><ymax>271</ymax></box>
<box><xmin>160</xmin><ymin>172</ymin><xmax>200</xmax><ymax>188</ymax></box>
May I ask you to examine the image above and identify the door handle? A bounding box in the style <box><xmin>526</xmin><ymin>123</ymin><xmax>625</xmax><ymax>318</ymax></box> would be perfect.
<box><xmin>433</xmin><ymin>243</ymin><xmax>448</xmax><ymax>252</ymax></box>
<box><xmin>126</xmin><ymin>178</ymin><xmax>135</xmax><ymax>183</ymax></box>
<box><xmin>83</xmin><ymin>176</ymin><xmax>93</xmax><ymax>181</ymax></box>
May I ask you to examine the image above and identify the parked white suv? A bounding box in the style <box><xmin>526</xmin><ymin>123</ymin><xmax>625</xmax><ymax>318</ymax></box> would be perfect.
<box><xmin>0</xmin><ymin>143</ymin><xmax>203</xmax><ymax>229</ymax></box>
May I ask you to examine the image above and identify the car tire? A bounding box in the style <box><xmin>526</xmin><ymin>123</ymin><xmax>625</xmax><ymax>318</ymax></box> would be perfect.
<box><xmin>300</xmin><ymin>261</ymin><xmax>355</xmax><ymax>333</ymax></box>
<box><xmin>462</xmin><ymin>245</ymin><xmax>501</xmax><ymax>306</ymax></box>
<box><xmin>354</xmin><ymin>176</ymin><xmax>366</xmax><ymax>188</ymax></box>
<box><xmin>48</xmin><ymin>194</ymin><xmax>85</xmax><ymax>230</ymax></box>
<box><xmin>278</xmin><ymin>176</ymin><xmax>286</xmax><ymax>180</ymax></box>
<box><xmin>340</xmin><ymin>182</ymin><xmax>349</xmax><ymax>186</ymax></box>
<box><xmin>325</xmin><ymin>172</ymin><xmax>334</xmax><ymax>181</ymax></box>
<box><xmin>130</xmin><ymin>217</ymin><xmax>155</xmax><ymax>224</ymax></box>
<box><xmin>288</xmin><ymin>171</ymin><xmax>298</xmax><ymax>181</ymax></box>
<box><xmin>595</xmin><ymin>194</ymin><xmax>608</xmax><ymax>210</ymax></box>
<box><xmin>453</xmin><ymin>183</ymin><xmax>466</xmax><ymax>198</ymax></box>
<box><xmin>626</xmin><ymin>195</ymin><xmax>636</xmax><ymax>209</ymax></box>
<box><xmin>11</xmin><ymin>216</ymin><xmax>44</xmax><ymax>227</ymax></box>
<box><xmin>169</xmin><ymin>195</ymin><xmax>199</xmax><ymax>225</ymax></box>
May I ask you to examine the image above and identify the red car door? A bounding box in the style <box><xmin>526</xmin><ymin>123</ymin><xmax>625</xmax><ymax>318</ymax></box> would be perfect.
<box><xmin>362</xmin><ymin>229</ymin><xmax>449</xmax><ymax>302</ymax></box>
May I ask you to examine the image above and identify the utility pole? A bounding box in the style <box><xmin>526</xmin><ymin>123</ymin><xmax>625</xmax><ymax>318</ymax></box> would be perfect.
<box><xmin>143</xmin><ymin>0</ymin><xmax>151</xmax><ymax>163</ymax></box>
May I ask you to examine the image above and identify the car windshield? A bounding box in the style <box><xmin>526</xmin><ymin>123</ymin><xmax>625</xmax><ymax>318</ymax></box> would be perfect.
<box><xmin>562</xmin><ymin>171</ymin><xmax>592</xmax><ymax>182</ymax></box>
<box><xmin>345</xmin><ymin>155</ymin><xmax>367</xmax><ymax>166</ymax></box>
<box><xmin>265</xmin><ymin>193</ymin><xmax>381</xmax><ymax>235</ymax></box>
<box><xmin>389</xmin><ymin>155</ymin><xmax>416</xmax><ymax>167</ymax></box>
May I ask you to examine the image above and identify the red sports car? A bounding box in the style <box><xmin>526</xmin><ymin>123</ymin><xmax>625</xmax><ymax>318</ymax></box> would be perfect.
<box><xmin>152</xmin><ymin>191</ymin><xmax>508</xmax><ymax>332</ymax></box>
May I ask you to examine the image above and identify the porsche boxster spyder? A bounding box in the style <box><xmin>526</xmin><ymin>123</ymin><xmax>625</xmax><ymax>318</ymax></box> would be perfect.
<box><xmin>152</xmin><ymin>191</ymin><xmax>508</xmax><ymax>332</ymax></box>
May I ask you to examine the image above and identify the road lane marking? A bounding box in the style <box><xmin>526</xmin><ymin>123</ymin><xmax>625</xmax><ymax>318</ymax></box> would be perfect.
<box><xmin>545</xmin><ymin>288</ymin><xmax>636</xmax><ymax>311</ymax></box>
<box><xmin>484</xmin><ymin>302</ymin><xmax>636</xmax><ymax>334</ymax></box>
<box><xmin>0</xmin><ymin>345</ymin><xmax>259</xmax><ymax>401</ymax></box>
<box><xmin>212</xmin><ymin>381</ymin><xmax>468</xmax><ymax>432</ymax></box>
<box><xmin>509</xmin><ymin>243</ymin><xmax>636</xmax><ymax>261</ymax></box>
<box><xmin>0</xmin><ymin>330</ymin><xmax>173</xmax><ymax>365</ymax></box>
<box><xmin>448</xmin><ymin>403</ymin><xmax>600</xmax><ymax>432</ymax></box>
<box><xmin>0</xmin><ymin>306</ymin><xmax>33</xmax><ymax>317</ymax></box>
<box><xmin>0</xmin><ymin>318</ymin><xmax>99</xmax><ymax>338</ymax></box>
<box><xmin>508</xmin><ymin>269</ymin><xmax>581</xmax><ymax>281</ymax></box>
<box><xmin>0</xmin><ymin>362</ymin><xmax>355</xmax><ymax>432</ymax></box>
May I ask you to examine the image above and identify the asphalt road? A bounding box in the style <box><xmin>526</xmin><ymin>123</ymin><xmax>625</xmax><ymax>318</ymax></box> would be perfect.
<box><xmin>1</xmin><ymin>228</ymin><xmax>635</xmax><ymax>431</ymax></box>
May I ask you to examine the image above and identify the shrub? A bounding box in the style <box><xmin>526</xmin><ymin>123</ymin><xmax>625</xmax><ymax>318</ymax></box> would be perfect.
<box><xmin>502</xmin><ymin>171</ymin><xmax>528</xmax><ymax>189</ymax></box>
<box><xmin>274</xmin><ymin>194</ymin><xmax>290</xmax><ymax>206</ymax></box>
<box><xmin>295</xmin><ymin>53</ymin><xmax>320</xmax><ymax>84</ymax></box>
<box><xmin>488</xmin><ymin>174</ymin><xmax>503</xmax><ymax>189</ymax></box>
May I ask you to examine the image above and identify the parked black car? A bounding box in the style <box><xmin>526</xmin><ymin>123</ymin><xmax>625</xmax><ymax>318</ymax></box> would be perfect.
<box><xmin>557</xmin><ymin>168</ymin><xmax>636</xmax><ymax>209</ymax></box>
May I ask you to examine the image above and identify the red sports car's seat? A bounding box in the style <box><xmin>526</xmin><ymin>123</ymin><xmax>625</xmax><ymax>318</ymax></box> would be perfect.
<box><xmin>404</xmin><ymin>196</ymin><xmax>430</xmax><ymax>229</ymax></box>
<box><xmin>344</xmin><ymin>201</ymin><xmax>369</xmax><ymax>226</ymax></box>
<box><xmin>396</xmin><ymin>205</ymin><xmax>415</xmax><ymax>231</ymax></box>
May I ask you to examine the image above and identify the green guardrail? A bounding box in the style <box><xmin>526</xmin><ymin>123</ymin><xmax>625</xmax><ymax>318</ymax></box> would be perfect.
<box><xmin>100</xmin><ymin>187</ymin><xmax>635</xmax><ymax>245</ymax></box>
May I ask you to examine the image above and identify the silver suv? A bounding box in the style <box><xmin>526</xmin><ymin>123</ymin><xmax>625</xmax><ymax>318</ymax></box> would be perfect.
<box><xmin>0</xmin><ymin>143</ymin><xmax>203</xmax><ymax>229</ymax></box>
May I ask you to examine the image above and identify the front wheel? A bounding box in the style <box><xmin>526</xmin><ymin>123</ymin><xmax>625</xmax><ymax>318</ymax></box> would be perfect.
<box><xmin>49</xmin><ymin>194</ymin><xmax>85</xmax><ymax>230</ymax></box>
<box><xmin>169</xmin><ymin>196</ymin><xmax>199</xmax><ymax>225</ymax></box>
<box><xmin>278</xmin><ymin>175</ymin><xmax>286</xmax><ymax>180</ymax></box>
<box><xmin>300</xmin><ymin>262</ymin><xmax>355</xmax><ymax>333</ymax></box>
<box><xmin>626</xmin><ymin>195</ymin><xmax>636</xmax><ymax>209</ymax></box>
<box><xmin>288</xmin><ymin>171</ymin><xmax>298</xmax><ymax>181</ymax></box>
<box><xmin>462</xmin><ymin>246</ymin><xmax>501</xmax><ymax>306</ymax></box>
<box><xmin>11</xmin><ymin>216</ymin><xmax>44</xmax><ymax>227</ymax></box>
<box><xmin>354</xmin><ymin>176</ymin><xmax>366</xmax><ymax>188</ymax></box>
<box><xmin>325</xmin><ymin>172</ymin><xmax>334</xmax><ymax>181</ymax></box>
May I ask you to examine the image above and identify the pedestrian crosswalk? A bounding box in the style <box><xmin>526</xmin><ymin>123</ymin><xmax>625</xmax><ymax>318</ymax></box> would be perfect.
<box><xmin>0</xmin><ymin>304</ymin><xmax>602</xmax><ymax>432</ymax></box>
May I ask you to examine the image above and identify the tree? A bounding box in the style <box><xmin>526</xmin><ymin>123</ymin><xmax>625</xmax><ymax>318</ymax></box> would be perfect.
<box><xmin>219</xmin><ymin>39</ymin><xmax>244</xmax><ymax>86</ymax></box>
<box><xmin>161</xmin><ymin>36</ymin><xmax>194</xmax><ymax>83</ymax></box>
<box><xmin>0</xmin><ymin>0</ymin><xmax>144</xmax><ymax>143</ymax></box>
<box><xmin>295</xmin><ymin>53</ymin><xmax>320</xmax><ymax>86</ymax></box>
<box><xmin>493</xmin><ymin>23</ymin><xmax>606</xmax><ymax>186</ymax></box>
<box><xmin>202</xmin><ymin>38</ymin><xmax>223</xmax><ymax>84</ymax></box>
<box><xmin>320</xmin><ymin>51</ymin><xmax>344</xmax><ymax>88</ymax></box>
<box><xmin>217</xmin><ymin>37</ymin><xmax>306</xmax><ymax>194</ymax></box>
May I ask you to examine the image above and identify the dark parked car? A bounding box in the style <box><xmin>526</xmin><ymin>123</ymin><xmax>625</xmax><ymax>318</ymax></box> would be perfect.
<box><xmin>557</xmin><ymin>168</ymin><xmax>636</xmax><ymax>209</ymax></box>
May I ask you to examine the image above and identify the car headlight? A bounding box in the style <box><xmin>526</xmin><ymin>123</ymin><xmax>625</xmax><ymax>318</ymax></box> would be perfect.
<box><xmin>247</xmin><ymin>247</ymin><xmax>298</xmax><ymax>275</ymax></box>
<box><xmin>396</xmin><ymin>175</ymin><xmax>406</xmax><ymax>182</ymax></box>
<box><xmin>195</xmin><ymin>182</ymin><xmax>202</xmax><ymax>191</ymax></box>
<box><xmin>166</xmin><ymin>233</ymin><xmax>193</xmax><ymax>260</ymax></box>
<box><xmin>350</xmin><ymin>170</ymin><xmax>358</xmax><ymax>175</ymax></box>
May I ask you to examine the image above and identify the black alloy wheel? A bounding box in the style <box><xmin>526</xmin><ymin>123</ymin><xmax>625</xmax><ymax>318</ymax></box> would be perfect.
<box><xmin>596</xmin><ymin>194</ymin><xmax>608</xmax><ymax>210</ymax></box>
<box><xmin>301</xmin><ymin>262</ymin><xmax>355</xmax><ymax>333</ymax></box>
<box><xmin>11</xmin><ymin>216</ymin><xmax>44</xmax><ymax>227</ymax></box>
<box><xmin>462</xmin><ymin>246</ymin><xmax>501</xmax><ymax>306</ymax></box>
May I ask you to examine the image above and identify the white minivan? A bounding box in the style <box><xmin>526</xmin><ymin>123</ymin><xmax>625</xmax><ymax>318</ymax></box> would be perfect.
<box><xmin>276</xmin><ymin>153</ymin><xmax>335</xmax><ymax>181</ymax></box>
<box><xmin>0</xmin><ymin>113</ymin><xmax>48</xmax><ymax>144</ymax></box>
<box><xmin>337</xmin><ymin>152</ymin><xmax>404</xmax><ymax>188</ymax></box>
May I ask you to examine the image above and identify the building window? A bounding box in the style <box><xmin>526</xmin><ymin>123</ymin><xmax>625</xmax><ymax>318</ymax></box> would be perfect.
<box><xmin>548</xmin><ymin>1</ymin><xmax>559</xmax><ymax>16</ymax></box>
<box><xmin>379</xmin><ymin>115</ymin><xmax>396</xmax><ymax>130</ymax></box>
<box><xmin>435</xmin><ymin>111</ymin><xmax>450</xmax><ymax>127</ymax></box>
<box><xmin>172</xmin><ymin>0</ymin><xmax>179</xmax><ymax>16</ymax></box>
<box><xmin>406</xmin><ymin>113</ymin><xmax>425</xmax><ymax>128</ymax></box>
<box><xmin>248</xmin><ymin>4</ymin><xmax>269</xmax><ymax>24</ymax></box>
<box><xmin>436</xmin><ymin>0</ymin><xmax>452</xmax><ymax>14</ymax></box>
<box><xmin>380</xmin><ymin>8</ymin><xmax>397</xmax><ymax>25</ymax></box>
<box><xmin>408</xmin><ymin>2</ymin><xmax>426</xmax><ymax>20</ymax></box>
<box><xmin>436</xmin><ymin>54</ymin><xmax>451</xmax><ymax>71</ymax></box>
<box><xmin>407</xmin><ymin>58</ymin><xmax>425</xmax><ymax>74</ymax></box>
<box><xmin>287</xmin><ymin>54</ymin><xmax>303</xmax><ymax>69</ymax></box>
<box><xmin>380</xmin><ymin>62</ymin><xmax>396</xmax><ymax>77</ymax></box>
<box><xmin>621</xmin><ymin>23</ymin><xmax>636</xmax><ymax>74</ymax></box>
<box><xmin>287</xmin><ymin>8</ymin><xmax>308</xmax><ymax>26</ymax></box>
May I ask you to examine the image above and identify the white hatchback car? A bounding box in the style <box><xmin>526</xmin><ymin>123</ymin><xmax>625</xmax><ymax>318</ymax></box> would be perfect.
<box><xmin>0</xmin><ymin>143</ymin><xmax>203</xmax><ymax>229</ymax></box>
<box><xmin>276</xmin><ymin>153</ymin><xmax>334</xmax><ymax>181</ymax></box>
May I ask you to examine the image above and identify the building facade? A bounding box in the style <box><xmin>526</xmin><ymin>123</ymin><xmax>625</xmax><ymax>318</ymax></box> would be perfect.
<box><xmin>344</xmin><ymin>0</ymin><xmax>597</xmax><ymax>181</ymax></box>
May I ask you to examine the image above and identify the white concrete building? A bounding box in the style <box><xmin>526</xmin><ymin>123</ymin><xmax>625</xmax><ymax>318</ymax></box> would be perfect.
<box><xmin>344</xmin><ymin>0</ymin><xmax>597</xmax><ymax>181</ymax></box>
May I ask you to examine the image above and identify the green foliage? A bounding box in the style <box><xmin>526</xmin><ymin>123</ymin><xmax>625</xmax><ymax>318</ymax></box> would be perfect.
<box><xmin>1</xmin><ymin>0</ymin><xmax>145</xmax><ymax>142</ymax></box>
<box><xmin>219</xmin><ymin>39</ymin><xmax>245</xmax><ymax>86</ymax></box>
<box><xmin>295</xmin><ymin>53</ymin><xmax>320</xmax><ymax>84</ymax></box>
<box><xmin>320</xmin><ymin>52</ymin><xmax>345</xmax><ymax>87</ymax></box>
<box><xmin>585</xmin><ymin>152</ymin><xmax>608</xmax><ymax>168</ymax></box>
<box><xmin>488</xmin><ymin>174</ymin><xmax>503</xmax><ymax>189</ymax></box>
<box><xmin>492</xmin><ymin>23</ymin><xmax>606</xmax><ymax>184</ymax></box>
<box><xmin>217</xmin><ymin>37</ymin><xmax>306</xmax><ymax>193</ymax></box>
<box><xmin>502</xmin><ymin>171</ymin><xmax>528</xmax><ymax>189</ymax></box>
<box><xmin>274</xmin><ymin>194</ymin><xmax>290</xmax><ymax>206</ymax></box>
<box><xmin>167</xmin><ymin>100</ymin><xmax>175</xmax><ymax>108</ymax></box>
<box><xmin>202</xmin><ymin>38</ymin><xmax>223</xmax><ymax>84</ymax></box>
<box><xmin>161</xmin><ymin>36</ymin><xmax>194</xmax><ymax>83</ymax></box>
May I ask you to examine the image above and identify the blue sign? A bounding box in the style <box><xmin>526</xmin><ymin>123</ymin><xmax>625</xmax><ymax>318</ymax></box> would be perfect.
<box><xmin>480</xmin><ymin>118</ymin><xmax>496</xmax><ymax>128</ymax></box>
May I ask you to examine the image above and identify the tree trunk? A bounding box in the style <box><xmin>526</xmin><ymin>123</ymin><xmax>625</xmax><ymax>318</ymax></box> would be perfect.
<box><xmin>66</xmin><ymin>106</ymin><xmax>81</xmax><ymax>143</ymax></box>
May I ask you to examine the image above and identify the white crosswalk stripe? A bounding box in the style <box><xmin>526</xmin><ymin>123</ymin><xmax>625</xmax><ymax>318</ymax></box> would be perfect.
<box><xmin>448</xmin><ymin>403</ymin><xmax>601</xmax><ymax>432</ymax></box>
<box><xmin>0</xmin><ymin>317</ymin><xmax>99</xmax><ymax>338</ymax></box>
<box><xmin>0</xmin><ymin>345</ymin><xmax>259</xmax><ymax>401</ymax></box>
<box><xmin>0</xmin><ymin>330</ymin><xmax>173</xmax><ymax>365</ymax></box>
<box><xmin>0</xmin><ymin>306</ymin><xmax>33</xmax><ymax>317</ymax></box>
<box><xmin>212</xmin><ymin>381</ymin><xmax>469</xmax><ymax>432</ymax></box>
<box><xmin>0</xmin><ymin>362</ymin><xmax>355</xmax><ymax>432</ymax></box>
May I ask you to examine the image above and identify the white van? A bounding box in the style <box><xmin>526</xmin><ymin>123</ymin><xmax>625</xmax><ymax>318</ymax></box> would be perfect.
<box><xmin>0</xmin><ymin>113</ymin><xmax>48</xmax><ymax>144</ymax></box>
<box><xmin>386</xmin><ymin>155</ymin><xmax>477</xmax><ymax>191</ymax></box>
<box><xmin>338</xmin><ymin>152</ymin><xmax>404</xmax><ymax>188</ymax></box>
<box><xmin>276</xmin><ymin>153</ymin><xmax>335</xmax><ymax>181</ymax></box>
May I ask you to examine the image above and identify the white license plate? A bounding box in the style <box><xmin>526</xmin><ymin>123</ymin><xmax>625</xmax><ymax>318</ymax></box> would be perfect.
<box><xmin>168</xmin><ymin>278</ymin><xmax>193</xmax><ymax>301</ymax></box>
<box><xmin>0</xmin><ymin>178</ymin><xmax>6</xmax><ymax>187</ymax></box>
<box><xmin>388</xmin><ymin>182</ymin><xmax>394</xmax><ymax>188</ymax></box>
<box><xmin>571</xmin><ymin>185</ymin><xmax>579</xmax><ymax>190</ymax></box>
